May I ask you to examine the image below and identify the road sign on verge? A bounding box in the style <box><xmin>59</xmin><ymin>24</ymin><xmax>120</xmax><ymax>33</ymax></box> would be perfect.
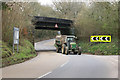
<box><xmin>13</xmin><ymin>27</ymin><xmax>19</xmax><ymax>53</ymax></box>
<box><xmin>90</xmin><ymin>35</ymin><xmax>111</xmax><ymax>42</ymax></box>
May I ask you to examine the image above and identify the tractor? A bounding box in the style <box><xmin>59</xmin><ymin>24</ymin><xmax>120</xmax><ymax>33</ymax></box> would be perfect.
<box><xmin>55</xmin><ymin>35</ymin><xmax>81</xmax><ymax>55</ymax></box>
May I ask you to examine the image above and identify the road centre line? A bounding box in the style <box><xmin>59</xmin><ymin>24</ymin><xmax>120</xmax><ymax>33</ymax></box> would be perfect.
<box><xmin>36</xmin><ymin>60</ymin><xmax>69</xmax><ymax>79</ymax></box>
<box><xmin>60</xmin><ymin>60</ymin><xmax>69</xmax><ymax>67</ymax></box>
<box><xmin>37</xmin><ymin>71</ymin><xmax>52</xmax><ymax>79</ymax></box>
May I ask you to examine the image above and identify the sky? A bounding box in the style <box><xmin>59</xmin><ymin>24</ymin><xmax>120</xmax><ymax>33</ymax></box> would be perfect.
<box><xmin>38</xmin><ymin>0</ymin><xmax>118</xmax><ymax>5</ymax></box>
<box><xmin>38</xmin><ymin>0</ymin><xmax>53</xmax><ymax>5</ymax></box>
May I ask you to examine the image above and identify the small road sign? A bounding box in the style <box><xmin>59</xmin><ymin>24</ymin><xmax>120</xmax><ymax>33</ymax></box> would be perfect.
<box><xmin>55</xmin><ymin>24</ymin><xmax>58</xmax><ymax>28</ymax></box>
<box><xmin>13</xmin><ymin>27</ymin><xmax>19</xmax><ymax>53</ymax></box>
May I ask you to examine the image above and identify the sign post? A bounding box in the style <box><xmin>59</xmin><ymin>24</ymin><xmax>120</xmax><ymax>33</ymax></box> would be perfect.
<box><xmin>13</xmin><ymin>27</ymin><xmax>19</xmax><ymax>54</ymax></box>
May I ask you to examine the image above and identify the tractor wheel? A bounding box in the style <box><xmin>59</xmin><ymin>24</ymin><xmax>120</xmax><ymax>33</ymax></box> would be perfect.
<box><xmin>74</xmin><ymin>51</ymin><xmax>77</xmax><ymax>54</ymax></box>
<box><xmin>78</xmin><ymin>47</ymin><xmax>82</xmax><ymax>55</ymax></box>
<box><xmin>78</xmin><ymin>51</ymin><xmax>81</xmax><ymax>55</ymax></box>
<box><xmin>56</xmin><ymin>47</ymin><xmax>60</xmax><ymax>53</ymax></box>
<box><xmin>65</xmin><ymin>47</ymin><xmax>69</xmax><ymax>55</ymax></box>
<box><xmin>62</xmin><ymin>44</ymin><xmax>66</xmax><ymax>54</ymax></box>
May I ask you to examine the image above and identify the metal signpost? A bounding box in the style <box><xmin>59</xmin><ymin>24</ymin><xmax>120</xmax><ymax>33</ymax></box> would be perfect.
<box><xmin>13</xmin><ymin>27</ymin><xmax>19</xmax><ymax>54</ymax></box>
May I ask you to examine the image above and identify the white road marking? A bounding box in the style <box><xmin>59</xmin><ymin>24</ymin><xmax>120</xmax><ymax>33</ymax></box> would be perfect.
<box><xmin>38</xmin><ymin>71</ymin><xmax>52</xmax><ymax>78</ymax></box>
<box><xmin>37</xmin><ymin>60</ymin><xmax>69</xmax><ymax>79</ymax></box>
<box><xmin>60</xmin><ymin>60</ymin><xmax>69</xmax><ymax>67</ymax></box>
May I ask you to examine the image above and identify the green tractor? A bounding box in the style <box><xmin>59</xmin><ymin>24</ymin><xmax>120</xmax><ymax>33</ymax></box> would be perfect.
<box><xmin>55</xmin><ymin>35</ymin><xmax>81</xmax><ymax>55</ymax></box>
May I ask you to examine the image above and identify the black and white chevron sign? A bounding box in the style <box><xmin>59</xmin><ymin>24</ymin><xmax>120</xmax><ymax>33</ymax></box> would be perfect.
<box><xmin>90</xmin><ymin>35</ymin><xmax>111</xmax><ymax>42</ymax></box>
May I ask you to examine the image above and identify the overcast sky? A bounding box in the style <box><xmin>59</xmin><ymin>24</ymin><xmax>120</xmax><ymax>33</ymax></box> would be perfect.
<box><xmin>38</xmin><ymin>0</ymin><xmax>118</xmax><ymax>5</ymax></box>
<box><xmin>38</xmin><ymin>0</ymin><xmax>53</xmax><ymax>5</ymax></box>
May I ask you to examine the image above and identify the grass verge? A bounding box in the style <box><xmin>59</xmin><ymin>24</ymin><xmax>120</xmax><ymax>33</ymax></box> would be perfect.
<box><xmin>78</xmin><ymin>39</ymin><xmax>119</xmax><ymax>55</ymax></box>
<box><xmin>0</xmin><ymin>39</ymin><xmax>37</xmax><ymax>68</ymax></box>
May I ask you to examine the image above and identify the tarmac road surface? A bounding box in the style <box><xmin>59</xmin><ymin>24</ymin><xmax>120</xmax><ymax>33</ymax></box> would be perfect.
<box><xmin>2</xmin><ymin>39</ymin><xmax>69</xmax><ymax>78</ymax></box>
<box><xmin>35</xmin><ymin>39</ymin><xmax>56</xmax><ymax>51</ymax></box>
<box><xmin>1</xmin><ymin>39</ymin><xmax>118</xmax><ymax>79</ymax></box>
<box><xmin>35</xmin><ymin>39</ymin><xmax>118</xmax><ymax>78</ymax></box>
<box><xmin>42</xmin><ymin>54</ymin><xmax>118</xmax><ymax>78</ymax></box>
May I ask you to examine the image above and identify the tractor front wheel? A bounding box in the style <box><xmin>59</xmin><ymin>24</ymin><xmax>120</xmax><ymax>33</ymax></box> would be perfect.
<box><xmin>78</xmin><ymin>47</ymin><xmax>82</xmax><ymax>55</ymax></box>
<box><xmin>56</xmin><ymin>47</ymin><xmax>60</xmax><ymax>53</ymax></box>
<box><xmin>74</xmin><ymin>51</ymin><xmax>77</xmax><ymax>54</ymax></box>
<box><xmin>62</xmin><ymin>44</ymin><xmax>66</xmax><ymax>54</ymax></box>
<box><xmin>65</xmin><ymin>47</ymin><xmax>69</xmax><ymax>55</ymax></box>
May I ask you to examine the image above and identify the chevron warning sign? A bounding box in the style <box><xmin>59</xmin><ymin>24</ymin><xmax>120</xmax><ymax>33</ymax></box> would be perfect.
<box><xmin>90</xmin><ymin>35</ymin><xmax>111</xmax><ymax>42</ymax></box>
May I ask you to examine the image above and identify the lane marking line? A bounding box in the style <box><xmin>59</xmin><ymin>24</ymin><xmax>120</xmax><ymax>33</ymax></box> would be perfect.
<box><xmin>60</xmin><ymin>60</ymin><xmax>69</xmax><ymax>67</ymax></box>
<box><xmin>38</xmin><ymin>71</ymin><xmax>52</xmax><ymax>78</ymax></box>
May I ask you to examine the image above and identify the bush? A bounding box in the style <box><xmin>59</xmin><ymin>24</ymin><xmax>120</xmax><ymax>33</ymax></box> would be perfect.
<box><xmin>1</xmin><ymin>39</ymin><xmax>37</xmax><ymax>68</ymax></box>
<box><xmin>78</xmin><ymin>39</ymin><xmax>119</xmax><ymax>55</ymax></box>
<box><xmin>0</xmin><ymin>41</ymin><xmax>13</xmax><ymax>58</ymax></box>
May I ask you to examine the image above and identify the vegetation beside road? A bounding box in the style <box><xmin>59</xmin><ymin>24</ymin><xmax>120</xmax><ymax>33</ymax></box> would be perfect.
<box><xmin>1</xmin><ymin>39</ymin><xmax>37</xmax><ymax>68</ymax></box>
<box><xmin>1</xmin><ymin>3</ymin><xmax>38</xmax><ymax>67</ymax></box>
<box><xmin>78</xmin><ymin>39</ymin><xmax>118</xmax><ymax>55</ymax></box>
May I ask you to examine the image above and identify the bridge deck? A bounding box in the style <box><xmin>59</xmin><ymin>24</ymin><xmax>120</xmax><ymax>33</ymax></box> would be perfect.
<box><xmin>32</xmin><ymin>16</ymin><xmax>73</xmax><ymax>27</ymax></box>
